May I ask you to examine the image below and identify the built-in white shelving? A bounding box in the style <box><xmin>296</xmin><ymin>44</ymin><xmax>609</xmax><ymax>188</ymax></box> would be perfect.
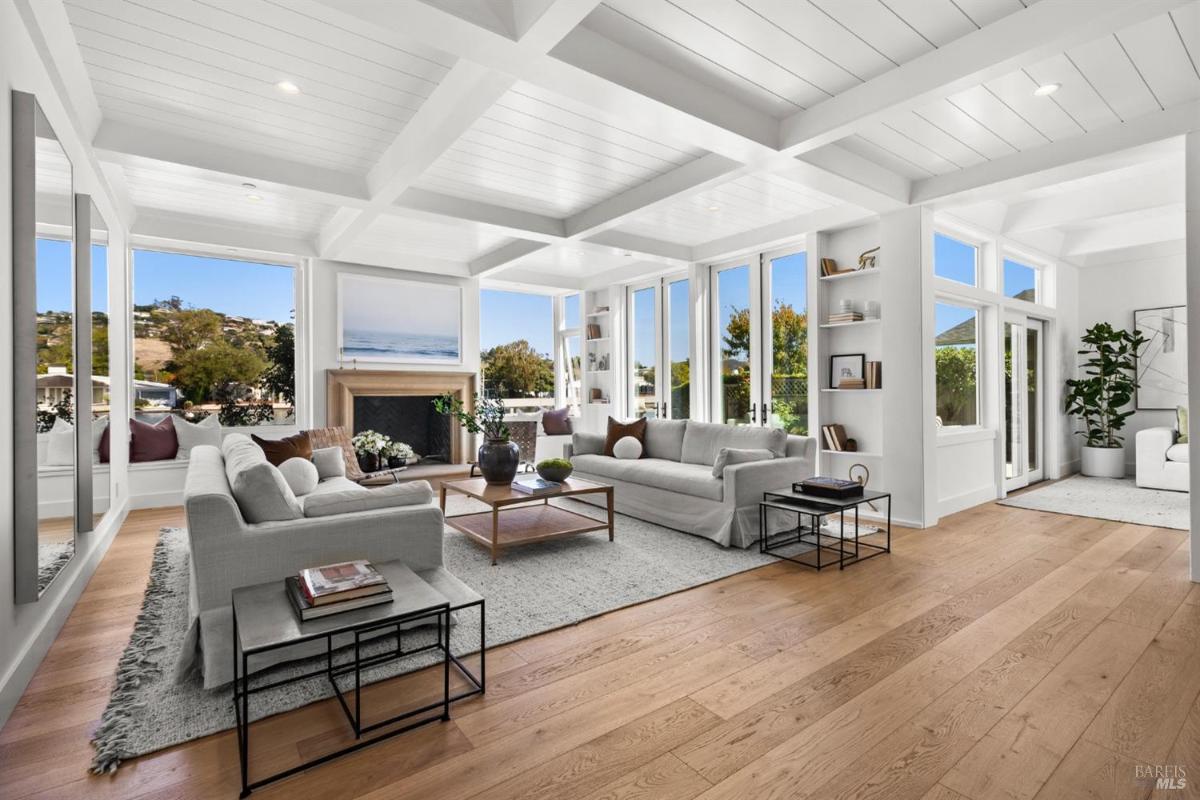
<box><xmin>819</xmin><ymin>319</ymin><xmax>881</xmax><ymax>329</ymax></box>
<box><xmin>820</xmin><ymin>449</ymin><xmax>882</xmax><ymax>458</ymax></box>
<box><xmin>819</xmin><ymin>268</ymin><xmax>879</xmax><ymax>282</ymax></box>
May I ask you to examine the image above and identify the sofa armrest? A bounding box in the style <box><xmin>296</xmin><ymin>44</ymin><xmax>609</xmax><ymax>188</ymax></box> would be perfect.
<box><xmin>1136</xmin><ymin>427</ymin><xmax>1177</xmax><ymax>470</ymax></box>
<box><xmin>188</xmin><ymin>501</ymin><xmax>445</xmax><ymax>612</ymax></box>
<box><xmin>724</xmin><ymin>456</ymin><xmax>812</xmax><ymax>507</ymax></box>
<box><xmin>570</xmin><ymin>431</ymin><xmax>606</xmax><ymax>458</ymax></box>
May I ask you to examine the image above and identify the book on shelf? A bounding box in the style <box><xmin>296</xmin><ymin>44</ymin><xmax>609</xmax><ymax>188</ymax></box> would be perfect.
<box><xmin>865</xmin><ymin>361</ymin><xmax>882</xmax><ymax>389</ymax></box>
<box><xmin>821</xmin><ymin>423</ymin><xmax>849</xmax><ymax>451</ymax></box>
<box><xmin>586</xmin><ymin>323</ymin><xmax>602</xmax><ymax>340</ymax></box>
<box><xmin>287</xmin><ymin>577</ymin><xmax>392</xmax><ymax>621</ymax></box>
<box><xmin>828</xmin><ymin>312</ymin><xmax>864</xmax><ymax>323</ymax></box>
<box><xmin>512</xmin><ymin>475</ymin><xmax>561</xmax><ymax>495</ymax></box>
<box><xmin>299</xmin><ymin>560</ymin><xmax>390</xmax><ymax>607</ymax></box>
<box><xmin>837</xmin><ymin>378</ymin><xmax>866</xmax><ymax>390</ymax></box>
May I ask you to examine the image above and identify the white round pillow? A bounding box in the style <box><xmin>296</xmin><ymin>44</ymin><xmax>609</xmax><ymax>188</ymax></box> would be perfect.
<box><xmin>612</xmin><ymin>435</ymin><xmax>643</xmax><ymax>460</ymax></box>
<box><xmin>278</xmin><ymin>457</ymin><xmax>320</xmax><ymax>496</ymax></box>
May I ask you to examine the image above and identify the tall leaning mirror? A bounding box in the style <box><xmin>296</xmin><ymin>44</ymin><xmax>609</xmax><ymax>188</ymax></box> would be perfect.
<box><xmin>90</xmin><ymin>199</ymin><xmax>112</xmax><ymax>527</ymax></box>
<box><xmin>13</xmin><ymin>90</ymin><xmax>77</xmax><ymax>602</ymax></box>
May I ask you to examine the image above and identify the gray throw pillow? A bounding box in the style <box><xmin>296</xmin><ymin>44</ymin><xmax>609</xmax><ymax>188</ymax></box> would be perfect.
<box><xmin>278</xmin><ymin>457</ymin><xmax>319</xmax><ymax>496</ymax></box>
<box><xmin>45</xmin><ymin>417</ymin><xmax>74</xmax><ymax>466</ymax></box>
<box><xmin>172</xmin><ymin>414</ymin><xmax>221</xmax><ymax>459</ymax></box>
<box><xmin>311</xmin><ymin>446</ymin><xmax>346</xmax><ymax>480</ymax></box>
<box><xmin>222</xmin><ymin>434</ymin><xmax>303</xmax><ymax>522</ymax></box>
<box><xmin>302</xmin><ymin>480</ymin><xmax>434</xmax><ymax>518</ymax></box>
<box><xmin>571</xmin><ymin>431</ymin><xmax>605</xmax><ymax>456</ymax></box>
<box><xmin>712</xmin><ymin>447</ymin><xmax>775</xmax><ymax>478</ymax></box>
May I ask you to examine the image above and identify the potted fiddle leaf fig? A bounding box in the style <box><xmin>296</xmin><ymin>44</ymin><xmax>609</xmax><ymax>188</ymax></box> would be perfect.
<box><xmin>432</xmin><ymin>393</ymin><xmax>517</xmax><ymax>485</ymax></box>
<box><xmin>1064</xmin><ymin>322</ymin><xmax>1147</xmax><ymax>478</ymax></box>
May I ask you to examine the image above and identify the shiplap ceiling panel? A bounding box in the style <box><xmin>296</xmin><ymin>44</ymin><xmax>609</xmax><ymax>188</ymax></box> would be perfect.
<box><xmin>838</xmin><ymin>133</ymin><xmax>935</xmax><ymax>179</ymax></box>
<box><xmin>808</xmin><ymin>0</ymin><xmax>935</xmax><ymax>66</ymax></box>
<box><xmin>1116</xmin><ymin>12</ymin><xmax>1200</xmax><ymax>109</ymax></box>
<box><xmin>611</xmin><ymin>172</ymin><xmax>841</xmax><ymax>246</ymax></box>
<box><xmin>511</xmin><ymin>246</ymin><xmax>634</xmax><ymax>277</ymax></box>
<box><xmin>882</xmin><ymin>112</ymin><xmax>990</xmax><ymax>169</ymax></box>
<box><xmin>1065</xmin><ymin>37</ymin><xmax>1159</xmax><ymax>122</ymax></box>
<box><xmin>63</xmin><ymin>0</ymin><xmax>451</xmax><ymax>172</ymax></box>
<box><xmin>880</xmin><ymin>0</ymin><xmax>977</xmax><ymax>47</ymax></box>
<box><xmin>348</xmin><ymin>213</ymin><xmax>513</xmax><ymax>264</ymax></box>
<box><xmin>121</xmin><ymin>161</ymin><xmax>335</xmax><ymax>236</ymax></box>
<box><xmin>911</xmin><ymin>100</ymin><xmax>1018</xmax><ymax>160</ymax></box>
<box><xmin>949</xmin><ymin>0</ymin><xmax>1028</xmax><ymax>28</ymax></box>
<box><xmin>1023</xmin><ymin>54</ymin><xmax>1121</xmax><ymax>132</ymax></box>
<box><xmin>982</xmin><ymin>69</ymin><xmax>1083</xmax><ymax>141</ymax></box>
<box><xmin>1171</xmin><ymin>3</ymin><xmax>1200</xmax><ymax>72</ymax></box>
<box><xmin>945</xmin><ymin>85</ymin><xmax>1049</xmax><ymax>151</ymax></box>
<box><xmin>413</xmin><ymin>83</ymin><xmax>703</xmax><ymax>218</ymax></box>
<box><xmin>856</xmin><ymin>122</ymin><xmax>958</xmax><ymax>174</ymax></box>
<box><xmin>737</xmin><ymin>0</ymin><xmax>897</xmax><ymax>82</ymax></box>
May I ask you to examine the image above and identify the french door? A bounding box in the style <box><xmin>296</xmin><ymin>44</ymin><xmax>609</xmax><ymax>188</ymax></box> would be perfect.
<box><xmin>628</xmin><ymin>272</ymin><xmax>690</xmax><ymax>419</ymax></box>
<box><xmin>1004</xmin><ymin>314</ymin><xmax>1044</xmax><ymax>490</ymax></box>
<box><xmin>709</xmin><ymin>248</ymin><xmax>808</xmax><ymax>434</ymax></box>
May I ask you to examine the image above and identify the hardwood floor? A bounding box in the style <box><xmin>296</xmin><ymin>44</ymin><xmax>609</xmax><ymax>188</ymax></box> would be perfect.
<box><xmin>1</xmin><ymin>502</ymin><xmax>1197</xmax><ymax>800</ymax></box>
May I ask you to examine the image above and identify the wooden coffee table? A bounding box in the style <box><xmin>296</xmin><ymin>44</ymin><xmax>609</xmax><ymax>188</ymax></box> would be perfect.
<box><xmin>439</xmin><ymin>477</ymin><xmax>614</xmax><ymax>565</ymax></box>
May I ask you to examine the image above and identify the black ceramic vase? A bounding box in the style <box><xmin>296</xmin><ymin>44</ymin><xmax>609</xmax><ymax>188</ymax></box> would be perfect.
<box><xmin>478</xmin><ymin>437</ymin><xmax>520</xmax><ymax>485</ymax></box>
<box><xmin>357</xmin><ymin>451</ymin><xmax>381</xmax><ymax>473</ymax></box>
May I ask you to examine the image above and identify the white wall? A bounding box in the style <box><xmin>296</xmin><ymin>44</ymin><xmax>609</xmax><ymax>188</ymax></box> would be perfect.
<box><xmin>305</xmin><ymin>258</ymin><xmax>481</xmax><ymax>427</ymax></box>
<box><xmin>1077</xmin><ymin>252</ymin><xmax>1186</xmax><ymax>469</ymax></box>
<box><xmin>1</xmin><ymin>0</ymin><xmax>132</xmax><ymax>727</ymax></box>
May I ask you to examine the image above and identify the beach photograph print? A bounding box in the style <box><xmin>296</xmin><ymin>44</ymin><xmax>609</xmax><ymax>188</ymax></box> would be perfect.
<box><xmin>339</xmin><ymin>273</ymin><xmax>462</xmax><ymax>364</ymax></box>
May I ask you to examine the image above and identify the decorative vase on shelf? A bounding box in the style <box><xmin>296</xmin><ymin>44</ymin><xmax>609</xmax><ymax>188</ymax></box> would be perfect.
<box><xmin>478</xmin><ymin>437</ymin><xmax>520</xmax><ymax>485</ymax></box>
<box><xmin>387</xmin><ymin>456</ymin><xmax>408</xmax><ymax>469</ymax></box>
<box><xmin>357</xmin><ymin>452</ymin><xmax>381</xmax><ymax>473</ymax></box>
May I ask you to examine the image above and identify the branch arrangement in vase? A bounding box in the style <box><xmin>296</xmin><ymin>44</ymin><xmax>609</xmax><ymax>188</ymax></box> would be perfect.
<box><xmin>432</xmin><ymin>393</ymin><xmax>509</xmax><ymax>441</ymax></box>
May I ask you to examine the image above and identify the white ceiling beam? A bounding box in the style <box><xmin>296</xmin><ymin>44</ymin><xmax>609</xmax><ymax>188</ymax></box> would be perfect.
<box><xmin>484</xmin><ymin>266</ymin><xmax>585</xmax><ymax>292</ymax></box>
<box><xmin>785</xmin><ymin>146</ymin><xmax>910</xmax><ymax>212</ymax></box>
<box><xmin>1064</xmin><ymin>214</ymin><xmax>1184</xmax><ymax>255</ymax></box>
<box><xmin>779</xmin><ymin>0</ymin><xmax>1192</xmax><ymax>156</ymax></box>
<box><xmin>1001</xmin><ymin>169</ymin><xmax>1183</xmax><ymax>233</ymax></box>
<box><xmin>97</xmin><ymin>161</ymin><xmax>137</xmax><ymax>229</ymax></box>
<box><xmin>93</xmin><ymin>120</ymin><xmax>370</xmax><ymax>208</ymax></box>
<box><xmin>691</xmin><ymin>205</ymin><xmax>877</xmax><ymax>265</ymax></box>
<box><xmin>394</xmin><ymin>188</ymin><xmax>565</xmax><ymax>241</ymax></box>
<box><xmin>1079</xmin><ymin>238</ymin><xmax>1186</xmax><ymax>267</ymax></box>
<box><xmin>469</xmin><ymin>240</ymin><xmax>552</xmax><ymax>277</ymax></box>
<box><xmin>580</xmin><ymin>230</ymin><xmax>693</xmax><ymax>263</ymax></box>
<box><xmin>912</xmin><ymin>102</ymin><xmax>1197</xmax><ymax>206</ymax></box>
<box><xmin>331</xmin><ymin>245</ymin><xmax>470</xmax><ymax>277</ymax></box>
<box><xmin>131</xmin><ymin>212</ymin><xmax>316</xmax><ymax>258</ymax></box>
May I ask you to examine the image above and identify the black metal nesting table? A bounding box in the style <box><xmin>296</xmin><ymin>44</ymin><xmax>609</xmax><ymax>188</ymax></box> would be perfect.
<box><xmin>232</xmin><ymin>561</ymin><xmax>484</xmax><ymax>797</ymax></box>
<box><xmin>759</xmin><ymin>487</ymin><xmax>892</xmax><ymax>570</ymax></box>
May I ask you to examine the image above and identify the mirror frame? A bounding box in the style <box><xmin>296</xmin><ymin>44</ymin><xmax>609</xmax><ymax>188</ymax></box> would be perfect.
<box><xmin>75</xmin><ymin>194</ymin><xmax>93</xmax><ymax>534</ymax></box>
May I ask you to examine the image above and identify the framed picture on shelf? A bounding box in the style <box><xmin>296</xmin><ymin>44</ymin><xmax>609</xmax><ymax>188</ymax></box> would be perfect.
<box><xmin>830</xmin><ymin>353</ymin><xmax>866</xmax><ymax>389</ymax></box>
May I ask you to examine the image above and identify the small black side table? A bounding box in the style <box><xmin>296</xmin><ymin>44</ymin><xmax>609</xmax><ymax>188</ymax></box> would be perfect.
<box><xmin>759</xmin><ymin>487</ymin><xmax>892</xmax><ymax>570</ymax></box>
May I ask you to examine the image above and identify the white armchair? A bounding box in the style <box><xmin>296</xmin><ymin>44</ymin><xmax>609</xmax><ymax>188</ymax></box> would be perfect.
<box><xmin>1136</xmin><ymin>427</ymin><xmax>1189</xmax><ymax>492</ymax></box>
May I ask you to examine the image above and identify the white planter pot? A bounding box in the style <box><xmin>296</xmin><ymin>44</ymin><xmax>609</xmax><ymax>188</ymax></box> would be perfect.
<box><xmin>1081</xmin><ymin>446</ymin><xmax>1125</xmax><ymax>478</ymax></box>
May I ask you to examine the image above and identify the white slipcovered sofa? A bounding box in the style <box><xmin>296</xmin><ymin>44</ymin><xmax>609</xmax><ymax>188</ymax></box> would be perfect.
<box><xmin>568</xmin><ymin>419</ymin><xmax>816</xmax><ymax>548</ymax></box>
<box><xmin>175</xmin><ymin>434</ymin><xmax>446</xmax><ymax>688</ymax></box>
<box><xmin>1136</xmin><ymin>427</ymin><xmax>1189</xmax><ymax>491</ymax></box>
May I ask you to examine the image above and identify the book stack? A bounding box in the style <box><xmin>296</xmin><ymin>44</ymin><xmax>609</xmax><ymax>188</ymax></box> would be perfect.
<box><xmin>828</xmin><ymin>311</ymin><xmax>864</xmax><ymax>324</ymax></box>
<box><xmin>865</xmin><ymin>361</ymin><xmax>882</xmax><ymax>389</ymax></box>
<box><xmin>820</xmin><ymin>424</ymin><xmax>850</xmax><ymax>451</ymax></box>
<box><xmin>819</xmin><ymin>258</ymin><xmax>853</xmax><ymax>277</ymax></box>
<box><xmin>512</xmin><ymin>474</ymin><xmax>561</xmax><ymax>495</ymax></box>
<box><xmin>586</xmin><ymin>323</ymin><xmax>603</xmax><ymax>340</ymax></box>
<box><xmin>287</xmin><ymin>560</ymin><xmax>392</xmax><ymax>621</ymax></box>
<box><xmin>837</xmin><ymin>376</ymin><xmax>866</xmax><ymax>390</ymax></box>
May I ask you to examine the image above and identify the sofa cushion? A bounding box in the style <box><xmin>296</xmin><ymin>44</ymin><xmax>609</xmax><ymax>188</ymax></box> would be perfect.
<box><xmin>571</xmin><ymin>454</ymin><xmax>723</xmax><ymax>501</ymax></box>
<box><xmin>172</xmin><ymin>414</ymin><xmax>221</xmax><ymax>459</ymax></box>
<box><xmin>45</xmin><ymin>417</ymin><xmax>74</xmax><ymax>466</ymax></box>
<box><xmin>604</xmin><ymin>417</ymin><xmax>646</xmax><ymax>457</ymax></box>
<box><xmin>302</xmin><ymin>480</ymin><xmax>434</xmax><ymax>518</ymax></box>
<box><xmin>680</xmin><ymin>421</ymin><xmax>787</xmax><ymax>465</ymax></box>
<box><xmin>311</xmin><ymin>446</ymin><xmax>347</xmax><ymax>480</ymax></box>
<box><xmin>712</xmin><ymin>447</ymin><xmax>774</xmax><ymax>478</ymax></box>
<box><xmin>613</xmin><ymin>436</ymin><xmax>643</xmax><ymax>459</ymax></box>
<box><xmin>644</xmin><ymin>418</ymin><xmax>687</xmax><ymax>461</ymax></box>
<box><xmin>279</xmin><ymin>457</ymin><xmax>320</xmax><ymax>496</ymax></box>
<box><xmin>222</xmin><ymin>434</ymin><xmax>303</xmax><ymax>522</ymax></box>
<box><xmin>1166</xmin><ymin>443</ymin><xmax>1190</xmax><ymax>463</ymax></box>
<box><xmin>252</xmin><ymin>431</ymin><xmax>312</xmax><ymax>466</ymax></box>
<box><xmin>542</xmin><ymin>407</ymin><xmax>573</xmax><ymax>435</ymax></box>
<box><xmin>131</xmin><ymin>416</ymin><xmax>179</xmax><ymax>462</ymax></box>
<box><xmin>571</xmin><ymin>432</ymin><xmax>605</xmax><ymax>456</ymax></box>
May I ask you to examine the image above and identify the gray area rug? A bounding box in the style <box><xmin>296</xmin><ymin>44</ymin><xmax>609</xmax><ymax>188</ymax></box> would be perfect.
<box><xmin>998</xmin><ymin>475</ymin><xmax>1189</xmax><ymax>530</ymax></box>
<box><xmin>38</xmin><ymin>540</ymin><xmax>75</xmax><ymax>592</ymax></box>
<box><xmin>91</xmin><ymin>497</ymin><xmax>776</xmax><ymax>772</ymax></box>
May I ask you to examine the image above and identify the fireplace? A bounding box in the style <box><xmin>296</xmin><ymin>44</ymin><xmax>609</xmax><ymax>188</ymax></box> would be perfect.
<box><xmin>326</xmin><ymin>370</ymin><xmax>476</xmax><ymax>464</ymax></box>
<box><xmin>352</xmin><ymin>395</ymin><xmax>451</xmax><ymax>462</ymax></box>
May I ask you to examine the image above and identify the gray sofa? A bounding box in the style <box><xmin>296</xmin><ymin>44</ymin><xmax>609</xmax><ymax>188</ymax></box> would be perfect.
<box><xmin>174</xmin><ymin>436</ymin><xmax>446</xmax><ymax>688</ymax></box>
<box><xmin>569</xmin><ymin>420</ymin><xmax>816</xmax><ymax>548</ymax></box>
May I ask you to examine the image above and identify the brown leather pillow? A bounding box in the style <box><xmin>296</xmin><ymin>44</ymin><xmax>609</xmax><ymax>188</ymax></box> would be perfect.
<box><xmin>542</xmin><ymin>407</ymin><xmax>573</xmax><ymax>436</ymax></box>
<box><xmin>130</xmin><ymin>416</ymin><xmax>178</xmax><ymax>462</ymax></box>
<box><xmin>251</xmin><ymin>431</ymin><xmax>312</xmax><ymax>466</ymax></box>
<box><xmin>603</xmin><ymin>416</ymin><xmax>646</xmax><ymax>458</ymax></box>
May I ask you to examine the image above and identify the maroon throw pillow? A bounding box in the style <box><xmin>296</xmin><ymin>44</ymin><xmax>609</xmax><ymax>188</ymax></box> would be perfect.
<box><xmin>130</xmin><ymin>416</ymin><xmax>179</xmax><ymax>462</ymax></box>
<box><xmin>542</xmin><ymin>407</ymin><xmax>573</xmax><ymax>436</ymax></box>
<box><xmin>98</xmin><ymin>424</ymin><xmax>110</xmax><ymax>464</ymax></box>
<box><xmin>603</xmin><ymin>416</ymin><xmax>647</xmax><ymax>458</ymax></box>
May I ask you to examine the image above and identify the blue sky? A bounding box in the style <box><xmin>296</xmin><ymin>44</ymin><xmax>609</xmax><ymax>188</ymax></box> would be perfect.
<box><xmin>1004</xmin><ymin>258</ymin><xmax>1037</xmax><ymax>298</ymax></box>
<box><xmin>36</xmin><ymin>239</ymin><xmax>109</xmax><ymax>313</ymax></box>
<box><xmin>134</xmin><ymin>249</ymin><xmax>294</xmax><ymax>322</ymax></box>
<box><xmin>481</xmin><ymin>289</ymin><xmax>554</xmax><ymax>353</ymax></box>
<box><xmin>934</xmin><ymin>233</ymin><xmax>976</xmax><ymax>286</ymax></box>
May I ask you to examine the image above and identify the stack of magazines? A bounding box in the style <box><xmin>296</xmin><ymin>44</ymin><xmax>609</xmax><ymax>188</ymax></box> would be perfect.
<box><xmin>286</xmin><ymin>560</ymin><xmax>392</xmax><ymax>621</ymax></box>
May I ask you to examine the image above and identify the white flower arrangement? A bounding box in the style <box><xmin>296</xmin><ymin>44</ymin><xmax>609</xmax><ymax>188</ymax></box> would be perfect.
<box><xmin>383</xmin><ymin>440</ymin><xmax>415</xmax><ymax>460</ymax></box>
<box><xmin>351</xmin><ymin>429</ymin><xmax>390</xmax><ymax>455</ymax></box>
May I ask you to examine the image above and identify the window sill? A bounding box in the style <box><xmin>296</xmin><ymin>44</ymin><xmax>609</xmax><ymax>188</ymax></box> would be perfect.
<box><xmin>937</xmin><ymin>427</ymin><xmax>996</xmax><ymax>446</ymax></box>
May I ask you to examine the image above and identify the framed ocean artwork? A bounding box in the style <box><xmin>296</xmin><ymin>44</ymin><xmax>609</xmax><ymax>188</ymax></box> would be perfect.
<box><xmin>338</xmin><ymin>273</ymin><xmax>462</xmax><ymax>364</ymax></box>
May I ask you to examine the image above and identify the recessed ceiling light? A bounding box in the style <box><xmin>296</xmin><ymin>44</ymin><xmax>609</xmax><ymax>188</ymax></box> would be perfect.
<box><xmin>1033</xmin><ymin>83</ymin><xmax>1061</xmax><ymax>97</ymax></box>
<box><xmin>275</xmin><ymin>80</ymin><xmax>301</xmax><ymax>95</ymax></box>
<box><xmin>707</xmin><ymin>205</ymin><xmax>721</xmax><ymax>212</ymax></box>
<box><xmin>245</xmin><ymin>193</ymin><xmax>263</xmax><ymax>203</ymax></box>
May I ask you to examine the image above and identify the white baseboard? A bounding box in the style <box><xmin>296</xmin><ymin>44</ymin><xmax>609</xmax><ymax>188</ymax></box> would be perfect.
<box><xmin>131</xmin><ymin>488</ymin><xmax>185</xmax><ymax>509</ymax></box>
<box><xmin>938</xmin><ymin>484</ymin><xmax>998</xmax><ymax>519</ymax></box>
<box><xmin>0</xmin><ymin>498</ymin><xmax>130</xmax><ymax>729</ymax></box>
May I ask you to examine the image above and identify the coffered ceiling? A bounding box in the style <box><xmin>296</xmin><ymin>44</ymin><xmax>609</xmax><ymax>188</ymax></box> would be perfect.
<box><xmin>20</xmin><ymin>0</ymin><xmax>1198</xmax><ymax>287</ymax></box>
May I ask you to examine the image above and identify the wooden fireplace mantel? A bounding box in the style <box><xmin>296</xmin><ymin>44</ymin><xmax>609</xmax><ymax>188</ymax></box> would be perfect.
<box><xmin>325</xmin><ymin>369</ymin><xmax>476</xmax><ymax>464</ymax></box>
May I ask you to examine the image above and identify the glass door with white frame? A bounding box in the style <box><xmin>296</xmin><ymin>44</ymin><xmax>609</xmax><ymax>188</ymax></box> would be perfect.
<box><xmin>764</xmin><ymin>248</ymin><xmax>808</xmax><ymax>435</ymax></box>
<box><xmin>628</xmin><ymin>273</ymin><xmax>690</xmax><ymax>419</ymax></box>
<box><xmin>1004</xmin><ymin>314</ymin><xmax>1044</xmax><ymax>490</ymax></box>
<box><xmin>711</xmin><ymin>261</ymin><xmax>758</xmax><ymax>425</ymax></box>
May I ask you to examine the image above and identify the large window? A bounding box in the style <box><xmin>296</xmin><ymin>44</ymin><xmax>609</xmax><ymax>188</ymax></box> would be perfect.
<box><xmin>132</xmin><ymin>250</ymin><xmax>296</xmax><ymax>426</ymax></box>
<box><xmin>559</xmin><ymin>293</ymin><xmax>582</xmax><ymax>413</ymax></box>
<box><xmin>1003</xmin><ymin>258</ymin><xmax>1038</xmax><ymax>302</ymax></box>
<box><xmin>934</xmin><ymin>233</ymin><xmax>978</xmax><ymax>287</ymax></box>
<box><xmin>480</xmin><ymin>289</ymin><xmax>554</xmax><ymax>412</ymax></box>
<box><xmin>934</xmin><ymin>301</ymin><xmax>979</xmax><ymax>428</ymax></box>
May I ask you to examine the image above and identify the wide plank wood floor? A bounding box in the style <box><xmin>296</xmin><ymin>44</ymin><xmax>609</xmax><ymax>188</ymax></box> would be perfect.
<box><xmin>1</xmin><ymin>502</ymin><xmax>1198</xmax><ymax>800</ymax></box>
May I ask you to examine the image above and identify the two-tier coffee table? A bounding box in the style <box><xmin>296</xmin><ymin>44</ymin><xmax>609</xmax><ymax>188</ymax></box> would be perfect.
<box><xmin>440</xmin><ymin>476</ymin><xmax>614</xmax><ymax>564</ymax></box>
